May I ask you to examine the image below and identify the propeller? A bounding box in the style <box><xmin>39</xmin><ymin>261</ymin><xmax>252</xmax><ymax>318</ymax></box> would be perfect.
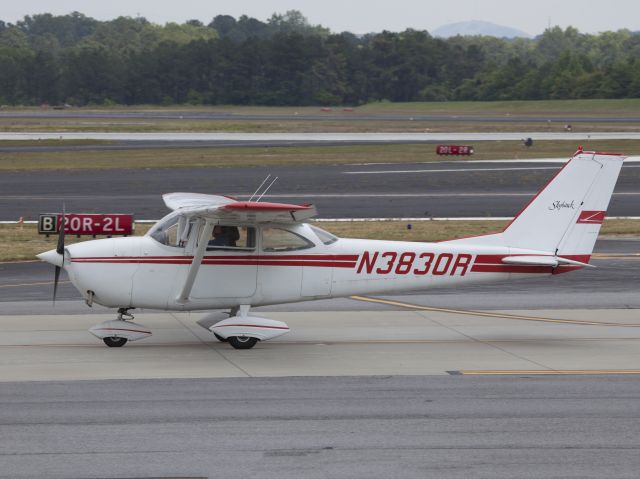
<box><xmin>53</xmin><ymin>205</ymin><xmax>66</xmax><ymax>303</ymax></box>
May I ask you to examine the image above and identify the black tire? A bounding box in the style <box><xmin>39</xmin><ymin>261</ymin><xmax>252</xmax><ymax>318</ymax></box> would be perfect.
<box><xmin>228</xmin><ymin>336</ymin><xmax>258</xmax><ymax>350</ymax></box>
<box><xmin>214</xmin><ymin>333</ymin><xmax>228</xmax><ymax>342</ymax></box>
<box><xmin>103</xmin><ymin>336</ymin><xmax>128</xmax><ymax>348</ymax></box>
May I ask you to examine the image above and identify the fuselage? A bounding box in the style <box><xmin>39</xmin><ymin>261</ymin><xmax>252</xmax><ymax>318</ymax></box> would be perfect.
<box><xmin>60</xmin><ymin>219</ymin><xmax>579</xmax><ymax>311</ymax></box>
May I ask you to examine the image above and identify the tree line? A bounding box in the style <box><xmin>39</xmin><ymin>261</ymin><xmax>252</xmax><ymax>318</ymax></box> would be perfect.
<box><xmin>1</xmin><ymin>11</ymin><xmax>639</xmax><ymax>106</ymax></box>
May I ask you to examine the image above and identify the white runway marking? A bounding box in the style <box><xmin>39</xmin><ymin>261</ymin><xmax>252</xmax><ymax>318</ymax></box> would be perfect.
<box><xmin>344</xmin><ymin>164</ymin><xmax>640</xmax><ymax>175</ymax></box>
<box><xmin>344</xmin><ymin>166</ymin><xmax>559</xmax><ymax>174</ymax></box>
<box><xmin>454</xmin><ymin>156</ymin><xmax>640</xmax><ymax>164</ymax></box>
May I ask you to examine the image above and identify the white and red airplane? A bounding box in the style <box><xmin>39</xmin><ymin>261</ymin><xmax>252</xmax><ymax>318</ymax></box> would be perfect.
<box><xmin>38</xmin><ymin>149</ymin><xmax>624</xmax><ymax>349</ymax></box>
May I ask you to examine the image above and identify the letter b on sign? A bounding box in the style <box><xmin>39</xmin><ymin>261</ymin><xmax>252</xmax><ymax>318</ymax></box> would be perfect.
<box><xmin>38</xmin><ymin>214</ymin><xmax>58</xmax><ymax>234</ymax></box>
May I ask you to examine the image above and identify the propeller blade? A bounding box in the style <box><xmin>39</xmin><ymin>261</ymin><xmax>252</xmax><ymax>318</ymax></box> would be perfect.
<box><xmin>53</xmin><ymin>265</ymin><xmax>61</xmax><ymax>304</ymax></box>
<box><xmin>56</xmin><ymin>204</ymin><xmax>66</xmax><ymax>255</ymax></box>
<box><xmin>53</xmin><ymin>204</ymin><xmax>66</xmax><ymax>304</ymax></box>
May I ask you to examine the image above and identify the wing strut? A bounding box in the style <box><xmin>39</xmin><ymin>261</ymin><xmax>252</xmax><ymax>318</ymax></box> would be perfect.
<box><xmin>177</xmin><ymin>220</ymin><xmax>214</xmax><ymax>303</ymax></box>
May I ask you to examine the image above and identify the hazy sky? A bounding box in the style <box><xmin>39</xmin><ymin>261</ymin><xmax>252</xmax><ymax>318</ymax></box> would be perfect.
<box><xmin>3</xmin><ymin>0</ymin><xmax>640</xmax><ymax>35</ymax></box>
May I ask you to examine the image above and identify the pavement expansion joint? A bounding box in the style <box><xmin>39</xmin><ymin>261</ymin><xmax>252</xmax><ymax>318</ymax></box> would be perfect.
<box><xmin>168</xmin><ymin>312</ymin><xmax>253</xmax><ymax>378</ymax></box>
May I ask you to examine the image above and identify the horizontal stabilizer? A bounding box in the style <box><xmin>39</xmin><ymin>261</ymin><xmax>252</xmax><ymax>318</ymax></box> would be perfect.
<box><xmin>501</xmin><ymin>256</ymin><xmax>594</xmax><ymax>268</ymax></box>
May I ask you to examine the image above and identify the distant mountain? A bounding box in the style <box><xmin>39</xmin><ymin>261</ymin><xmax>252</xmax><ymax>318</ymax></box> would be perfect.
<box><xmin>432</xmin><ymin>20</ymin><xmax>532</xmax><ymax>39</ymax></box>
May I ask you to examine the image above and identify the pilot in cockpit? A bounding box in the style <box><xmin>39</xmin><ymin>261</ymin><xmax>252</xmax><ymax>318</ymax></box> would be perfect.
<box><xmin>209</xmin><ymin>225</ymin><xmax>240</xmax><ymax>248</ymax></box>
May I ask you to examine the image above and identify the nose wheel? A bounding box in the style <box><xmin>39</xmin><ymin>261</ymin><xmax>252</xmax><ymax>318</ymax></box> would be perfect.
<box><xmin>89</xmin><ymin>309</ymin><xmax>152</xmax><ymax>347</ymax></box>
<box><xmin>103</xmin><ymin>337</ymin><xmax>128</xmax><ymax>348</ymax></box>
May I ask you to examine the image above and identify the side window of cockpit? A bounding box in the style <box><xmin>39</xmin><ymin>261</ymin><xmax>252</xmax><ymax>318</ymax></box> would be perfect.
<box><xmin>207</xmin><ymin>226</ymin><xmax>256</xmax><ymax>251</ymax></box>
<box><xmin>262</xmin><ymin>228</ymin><xmax>314</xmax><ymax>252</ymax></box>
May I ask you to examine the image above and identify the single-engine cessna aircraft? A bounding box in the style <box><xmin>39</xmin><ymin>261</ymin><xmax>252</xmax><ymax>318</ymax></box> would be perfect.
<box><xmin>38</xmin><ymin>149</ymin><xmax>624</xmax><ymax>349</ymax></box>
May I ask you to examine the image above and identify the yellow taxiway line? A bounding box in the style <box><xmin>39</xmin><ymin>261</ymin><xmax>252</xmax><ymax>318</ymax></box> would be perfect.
<box><xmin>457</xmin><ymin>369</ymin><xmax>640</xmax><ymax>375</ymax></box>
<box><xmin>592</xmin><ymin>253</ymin><xmax>640</xmax><ymax>260</ymax></box>
<box><xmin>350</xmin><ymin>295</ymin><xmax>640</xmax><ymax>327</ymax></box>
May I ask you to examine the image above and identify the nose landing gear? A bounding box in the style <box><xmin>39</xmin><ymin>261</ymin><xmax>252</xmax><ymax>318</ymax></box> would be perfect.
<box><xmin>89</xmin><ymin>308</ymin><xmax>152</xmax><ymax>347</ymax></box>
<box><xmin>103</xmin><ymin>336</ymin><xmax>128</xmax><ymax>347</ymax></box>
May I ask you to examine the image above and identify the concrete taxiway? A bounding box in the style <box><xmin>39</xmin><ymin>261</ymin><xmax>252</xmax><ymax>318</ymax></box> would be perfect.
<box><xmin>1</xmin><ymin>308</ymin><xmax>640</xmax><ymax>382</ymax></box>
<box><xmin>2</xmin><ymin>301</ymin><xmax>640</xmax><ymax>478</ymax></box>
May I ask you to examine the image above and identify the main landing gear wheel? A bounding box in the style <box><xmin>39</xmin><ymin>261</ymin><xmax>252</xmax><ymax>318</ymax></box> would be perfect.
<box><xmin>103</xmin><ymin>337</ymin><xmax>128</xmax><ymax>348</ymax></box>
<box><xmin>228</xmin><ymin>336</ymin><xmax>258</xmax><ymax>350</ymax></box>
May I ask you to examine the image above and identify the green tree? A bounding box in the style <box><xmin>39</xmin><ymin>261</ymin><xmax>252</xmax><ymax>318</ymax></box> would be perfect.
<box><xmin>268</xmin><ymin>10</ymin><xmax>329</xmax><ymax>37</ymax></box>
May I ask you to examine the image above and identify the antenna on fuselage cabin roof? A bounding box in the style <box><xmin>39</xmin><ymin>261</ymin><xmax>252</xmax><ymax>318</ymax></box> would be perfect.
<box><xmin>248</xmin><ymin>174</ymin><xmax>271</xmax><ymax>202</ymax></box>
<box><xmin>256</xmin><ymin>176</ymin><xmax>278</xmax><ymax>202</ymax></box>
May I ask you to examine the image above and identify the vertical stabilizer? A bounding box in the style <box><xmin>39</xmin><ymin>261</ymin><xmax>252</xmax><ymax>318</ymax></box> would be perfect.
<box><xmin>443</xmin><ymin>150</ymin><xmax>625</xmax><ymax>258</ymax></box>
<box><xmin>501</xmin><ymin>151</ymin><xmax>624</xmax><ymax>255</ymax></box>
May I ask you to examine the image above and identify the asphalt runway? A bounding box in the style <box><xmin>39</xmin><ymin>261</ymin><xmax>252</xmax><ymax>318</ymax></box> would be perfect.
<box><xmin>2</xmin><ymin>161</ymin><xmax>639</xmax><ymax>220</ymax></box>
<box><xmin>1</xmin><ymin>375</ymin><xmax>639</xmax><ymax>479</ymax></box>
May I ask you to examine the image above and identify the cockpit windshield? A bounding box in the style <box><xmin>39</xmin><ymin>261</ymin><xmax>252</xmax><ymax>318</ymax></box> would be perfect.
<box><xmin>309</xmin><ymin>225</ymin><xmax>338</xmax><ymax>245</ymax></box>
<box><xmin>147</xmin><ymin>213</ymin><xmax>192</xmax><ymax>247</ymax></box>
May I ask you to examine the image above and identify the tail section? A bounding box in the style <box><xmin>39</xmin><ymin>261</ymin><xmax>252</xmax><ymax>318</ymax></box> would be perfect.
<box><xmin>447</xmin><ymin>150</ymin><xmax>625</xmax><ymax>257</ymax></box>
<box><xmin>502</xmin><ymin>150</ymin><xmax>624</xmax><ymax>255</ymax></box>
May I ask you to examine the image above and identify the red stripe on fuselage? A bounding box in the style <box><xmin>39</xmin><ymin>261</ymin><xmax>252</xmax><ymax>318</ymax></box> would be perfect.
<box><xmin>71</xmin><ymin>254</ymin><xmax>358</xmax><ymax>268</ymax></box>
<box><xmin>202</xmin><ymin>260</ymin><xmax>356</xmax><ymax>268</ymax></box>
<box><xmin>72</xmin><ymin>254</ymin><xmax>358</xmax><ymax>261</ymax></box>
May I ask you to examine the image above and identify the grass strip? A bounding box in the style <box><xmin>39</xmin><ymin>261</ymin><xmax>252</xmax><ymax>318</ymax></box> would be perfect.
<box><xmin>1</xmin><ymin>140</ymin><xmax>639</xmax><ymax>172</ymax></box>
<box><xmin>1</xmin><ymin>118</ymin><xmax>638</xmax><ymax>133</ymax></box>
<box><xmin>4</xmin><ymin>98</ymin><xmax>640</xmax><ymax>116</ymax></box>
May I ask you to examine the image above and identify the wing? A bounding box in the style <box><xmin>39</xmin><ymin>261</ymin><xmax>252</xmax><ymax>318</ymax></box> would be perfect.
<box><xmin>163</xmin><ymin>192</ymin><xmax>236</xmax><ymax>211</ymax></box>
<box><xmin>163</xmin><ymin>192</ymin><xmax>317</xmax><ymax>223</ymax></box>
